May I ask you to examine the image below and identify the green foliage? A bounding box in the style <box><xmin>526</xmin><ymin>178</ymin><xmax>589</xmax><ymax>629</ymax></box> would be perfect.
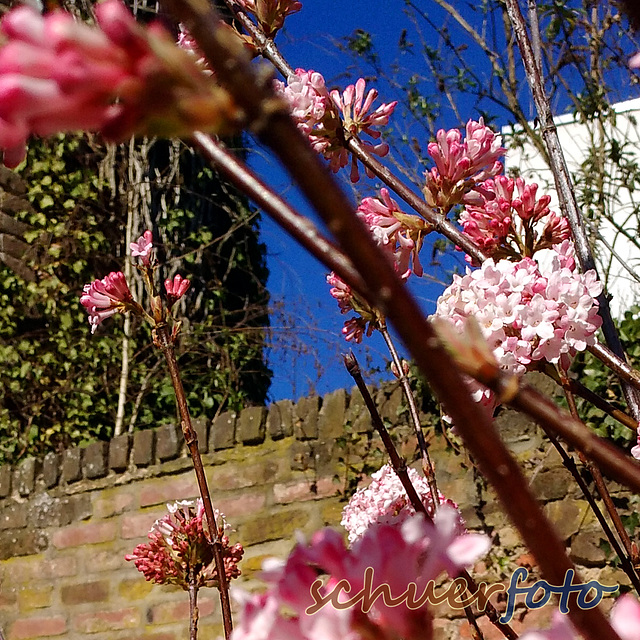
<box><xmin>572</xmin><ymin>307</ymin><xmax>640</xmax><ymax>447</ymax></box>
<box><xmin>0</xmin><ymin>135</ymin><xmax>270</xmax><ymax>465</ymax></box>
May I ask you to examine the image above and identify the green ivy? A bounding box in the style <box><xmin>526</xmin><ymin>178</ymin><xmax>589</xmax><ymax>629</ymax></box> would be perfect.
<box><xmin>0</xmin><ymin>135</ymin><xmax>271</xmax><ymax>465</ymax></box>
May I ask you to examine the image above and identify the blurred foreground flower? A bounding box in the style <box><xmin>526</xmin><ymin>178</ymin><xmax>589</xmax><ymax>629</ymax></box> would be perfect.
<box><xmin>232</xmin><ymin>505</ymin><xmax>489</xmax><ymax>640</ymax></box>
<box><xmin>126</xmin><ymin>499</ymin><xmax>243</xmax><ymax>590</ymax></box>
<box><xmin>0</xmin><ymin>0</ymin><xmax>241</xmax><ymax>167</ymax></box>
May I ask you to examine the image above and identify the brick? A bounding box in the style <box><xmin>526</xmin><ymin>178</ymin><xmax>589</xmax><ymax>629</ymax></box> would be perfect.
<box><xmin>0</xmin><ymin>500</ymin><xmax>27</xmax><ymax>530</ymax></box>
<box><xmin>294</xmin><ymin>395</ymin><xmax>320</xmax><ymax>440</ymax></box>
<box><xmin>290</xmin><ymin>441</ymin><xmax>314</xmax><ymax>472</ymax></box>
<box><xmin>18</xmin><ymin>586</ymin><xmax>54</xmax><ymax>611</ymax></box>
<box><xmin>0</xmin><ymin>586</ymin><xmax>17</xmax><ymax>607</ymax></box>
<box><xmin>239</xmin><ymin>508</ymin><xmax>308</xmax><ymax>546</ymax></box>
<box><xmin>209</xmin><ymin>411</ymin><xmax>236</xmax><ymax>450</ymax></box>
<box><xmin>121</xmin><ymin>511</ymin><xmax>163</xmax><ymax>539</ymax></box>
<box><xmin>73</xmin><ymin>607</ymin><xmax>140</xmax><ymax>633</ymax></box>
<box><xmin>192</xmin><ymin>417</ymin><xmax>209</xmax><ymax>454</ymax></box>
<box><xmin>61</xmin><ymin>447</ymin><xmax>82</xmax><ymax>484</ymax></box>
<box><xmin>15</xmin><ymin>458</ymin><xmax>37</xmax><ymax>496</ymax></box>
<box><xmin>215</xmin><ymin>492</ymin><xmax>266</xmax><ymax>518</ymax></box>
<box><xmin>92</xmin><ymin>487</ymin><xmax>135</xmax><ymax>519</ymax></box>
<box><xmin>375</xmin><ymin>384</ymin><xmax>404</xmax><ymax>423</ymax></box>
<box><xmin>209</xmin><ymin>459</ymin><xmax>278</xmax><ymax>491</ymax></box>
<box><xmin>0</xmin><ymin>464</ymin><xmax>11</xmax><ymax>497</ymax></box>
<box><xmin>118</xmin><ymin>578</ymin><xmax>154</xmax><ymax>601</ymax></box>
<box><xmin>61</xmin><ymin>580</ymin><xmax>109</xmax><ymax>605</ymax></box>
<box><xmin>34</xmin><ymin>557</ymin><xmax>77</xmax><ymax>579</ymax></box>
<box><xmin>147</xmin><ymin>597</ymin><xmax>215</xmax><ymax>625</ymax></box>
<box><xmin>266</xmin><ymin>399</ymin><xmax>294</xmax><ymax>440</ymax></box>
<box><xmin>41</xmin><ymin>453</ymin><xmax>59</xmax><ymax>489</ymax></box>
<box><xmin>109</xmin><ymin>434</ymin><xmax>131</xmax><ymax>471</ymax></box>
<box><xmin>8</xmin><ymin>616</ymin><xmax>66</xmax><ymax>639</ymax></box>
<box><xmin>156</xmin><ymin>424</ymin><xmax>182</xmax><ymax>461</ymax></box>
<box><xmin>318</xmin><ymin>389</ymin><xmax>347</xmax><ymax>439</ymax></box>
<box><xmin>52</xmin><ymin>521</ymin><xmax>116</xmax><ymax>549</ymax></box>
<box><xmin>0</xmin><ymin>530</ymin><xmax>48</xmax><ymax>560</ymax></box>
<box><xmin>132</xmin><ymin>429</ymin><xmax>155</xmax><ymax>467</ymax></box>
<box><xmin>346</xmin><ymin>385</ymin><xmax>374</xmax><ymax>433</ymax></box>
<box><xmin>139</xmin><ymin>475</ymin><xmax>198</xmax><ymax>508</ymax></box>
<box><xmin>237</xmin><ymin>406</ymin><xmax>266</xmax><ymax>445</ymax></box>
<box><xmin>83</xmin><ymin>441</ymin><xmax>108</xmax><ymax>479</ymax></box>
<box><xmin>273</xmin><ymin>477</ymin><xmax>336</xmax><ymax>504</ymax></box>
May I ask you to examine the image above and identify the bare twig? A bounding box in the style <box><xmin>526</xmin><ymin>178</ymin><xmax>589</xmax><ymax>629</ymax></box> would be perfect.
<box><xmin>504</xmin><ymin>0</ymin><xmax>640</xmax><ymax>422</ymax></box>
<box><xmin>164</xmin><ymin>2</ymin><xmax>624</xmax><ymax>637</ymax></box>
<box><xmin>154</xmin><ymin>324</ymin><xmax>233</xmax><ymax>639</ymax></box>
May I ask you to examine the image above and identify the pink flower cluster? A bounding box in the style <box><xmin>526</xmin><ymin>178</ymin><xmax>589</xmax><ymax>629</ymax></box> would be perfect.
<box><xmin>434</xmin><ymin>242</ymin><xmax>602</xmax><ymax>414</ymax></box>
<box><xmin>341</xmin><ymin>464</ymin><xmax>460</xmax><ymax>544</ymax></box>
<box><xmin>357</xmin><ymin>188</ymin><xmax>430</xmax><ymax>279</ymax></box>
<box><xmin>235</xmin><ymin>0</ymin><xmax>302</xmax><ymax>38</ymax></box>
<box><xmin>275</xmin><ymin>69</ymin><xmax>397</xmax><ymax>182</ymax></box>
<box><xmin>80</xmin><ymin>271</ymin><xmax>134</xmax><ymax>334</ymax></box>
<box><xmin>424</xmin><ymin>118</ymin><xmax>505</xmax><ymax>210</ymax></box>
<box><xmin>459</xmin><ymin>175</ymin><xmax>570</xmax><ymax>259</ymax></box>
<box><xmin>125</xmin><ymin>499</ymin><xmax>243</xmax><ymax>590</ymax></box>
<box><xmin>130</xmin><ymin>230</ymin><xmax>153</xmax><ymax>266</ymax></box>
<box><xmin>231</xmin><ymin>506</ymin><xmax>489</xmax><ymax>640</ymax></box>
<box><xmin>326</xmin><ymin>272</ymin><xmax>377</xmax><ymax>343</ymax></box>
<box><xmin>0</xmin><ymin>0</ymin><xmax>237</xmax><ymax>167</ymax></box>
<box><xmin>165</xmin><ymin>274</ymin><xmax>191</xmax><ymax>307</ymax></box>
<box><xmin>520</xmin><ymin>595</ymin><xmax>640</xmax><ymax>640</ymax></box>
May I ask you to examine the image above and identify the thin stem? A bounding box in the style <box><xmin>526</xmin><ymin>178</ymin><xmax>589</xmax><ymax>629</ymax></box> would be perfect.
<box><xmin>536</xmin><ymin>419</ymin><xmax>640</xmax><ymax>594</ymax></box>
<box><xmin>569</xmin><ymin>378</ymin><xmax>637</xmax><ymax>432</ymax></box>
<box><xmin>343</xmin><ymin>352</ymin><xmax>516</xmax><ymax>640</ymax></box>
<box><xmin>504</xmin><ymin>0</ymin><xmax>640</xmax><ymax>422</ymax></box>
<box><xmin>189</xmin><ymin>578</ymin><xmax>199</xmax><ymax>640</ymax></box>
<box><xmin>379</xmin><ymin>324</ymin><xmax>439</xmax><ymax>502</ymax></box>
<box><xmin>154</xmin><ymin>324</ymin><xmax>233</xmax><ymax>639</ymax></box>
<box><xmin>165</xmin><ymin>3</ymin><xmax>622</xmax><ymax>637</ymax></box>
<box><xmin>588</xmin><ymin>342</ymin><xmax>640</xmax><ymax>395</ymax></box>
<box><xmin>557</xmin><ymin>366</ymin><xmax>640</xmax><ymax>583</ymax></box>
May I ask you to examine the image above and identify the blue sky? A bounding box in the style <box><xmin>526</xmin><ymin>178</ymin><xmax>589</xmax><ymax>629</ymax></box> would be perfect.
<box><xmin>253</xmin><ymin>2</ymin><xmax>470</xmax><ymax>402</ymax></box>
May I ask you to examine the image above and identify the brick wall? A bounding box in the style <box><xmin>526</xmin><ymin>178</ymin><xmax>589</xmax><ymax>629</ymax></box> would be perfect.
<box><xmin>0</xmin><ymin>376</ymin><xmax>634</xmax><ymax>640</ymax></box>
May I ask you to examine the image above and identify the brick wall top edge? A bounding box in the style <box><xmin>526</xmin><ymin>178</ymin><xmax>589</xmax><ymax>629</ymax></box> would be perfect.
<box><xmin>0</xmin><ymin>382</ymin><xmax>398</xmax><ymax>500</ymax></box>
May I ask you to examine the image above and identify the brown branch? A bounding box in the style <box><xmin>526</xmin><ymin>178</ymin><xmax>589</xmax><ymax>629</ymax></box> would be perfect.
<box><xmin>163</xmin><ymin>3</ymin><xmax>623</xmax><ymax>638</ymax></box>
<box><xmin>504</xmin><ymin>0</ymin><xmax>640</xmax><ymax>422</ymax></box>
<box><xmin>588</xmin><ymin>342</ymin><xmax>640</xmax><ymax>395</ymax></box>
<box><xmin>154</xmin><ymin>324</ymin><xmax>233</xmax><ymax>639</ymax></box>
<box><xmin>556</xmin><ymin>367</ymin><xmax>640</xmax><ymax>593</ymax></box>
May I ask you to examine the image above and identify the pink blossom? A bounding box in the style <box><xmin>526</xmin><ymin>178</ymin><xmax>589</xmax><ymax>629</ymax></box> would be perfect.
<box><xmin>434</xmin><ymin>244</ymin><xmax>603</xmax><ymax>414</ymax></box>
<box><xmin>327</xmin><ymin>272</ymin><xmax>378</xmax><ymax>343</ymax></box>
<box><xmin>458</xmin><ymin>175</ymin><xmax>569</xmax><ymax>260</ymax></box>
<box><xmin>341</xmin><ymin>464</ymin><xmax>461</xmax><ymax>543</ymax></box>
<box><xmin>357</xmin><ymin>188</ymin><xmax>429</xmax><ymax>278</ymax></box>
<box><xmin>520</xmin><ymin>595</ymin><xmax>640</xmax><ymax>640</ymax></box>
<box><xmin>126</xmin><ymin>499</ymin><xmax>243</xmax><ymax>590</ymax></box>
<box><xmin>80</xmin><ymin>271</ymin><xmax>134</xmax><ymax>333</ymax></box>
<box><xmin>231</xmin><ymin>505</ymin><xmax>489</xmax><ymax>640</ymax></box>
<box><xmin>424</xmin><ymin>118</ymin><xmax>505</xmax><ymax>209</ymax></box>
<box><xmin>630</xmin><ymin>52</ymin><xmax>640</xmax><ymax>68</ymax></box>
<box><xmin>130</xmin><ymin>229</ymin><xmax>153</xmax><ymax>265</ymax></box>
<box><xmin>165</xmin><ymin>274</ymin><xmax>191</xmax><ymax>306</ymax></box>
<box><xmin>275</xmin><ymin>70</ymin><xmax>396</xmax><ymax>182</ymax></box>
<box><xmin>0</xmin><ymin>1</ymin><xmax>238</xmax><ymax>167</ymax></box>
<box><xmin>631</xmin><ymin>423</ymin><xmax>640</xmax><ymax>461</ymax></box>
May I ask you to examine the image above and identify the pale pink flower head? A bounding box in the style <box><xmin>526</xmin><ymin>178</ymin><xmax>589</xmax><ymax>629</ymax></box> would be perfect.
<box><xmin>424</xmin><ymin>118</ymin><xmax>505</xmax><ymax>210</ymax></box>
<box><xmin>631</xmin><ymin>423</ymin><xmax>640</xmax><ymax>461</ymax></box>
<box><xmin>0</xmin><ymin>0</ymin><xmax>240</xmax><ymax>167</ymax></box>
<box><xmin>125</xmin><ymin>499</ymin><xmax>243</xmax><ymax>590</ymax></box>
<box><xmin>341</xmin><ymin>464</ymin><xmax>461</xmax><ymax>543</ymax></box>
<box><xmin>130</xmin><ymin>229</ymin><xmax>153</xmax><ymax>265</ymax></box>
<box><xmin>434</xmin><ymin>246</ymin><xmax>602</xmax><ymax>418</ymax></box>
<box><xmin>80</xmin><ymin>271</ymin><xmax>134</xmax><ymax>334</ymax></box>
<box><xmin>165</xmin><ymin>274</ymin><xmax>191</xmax><ymax>307</ymax></box>
<box><xmin>630</xmin><ymin>52</ymin><xmax>640</xmax><ymax>69</ymax></box>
